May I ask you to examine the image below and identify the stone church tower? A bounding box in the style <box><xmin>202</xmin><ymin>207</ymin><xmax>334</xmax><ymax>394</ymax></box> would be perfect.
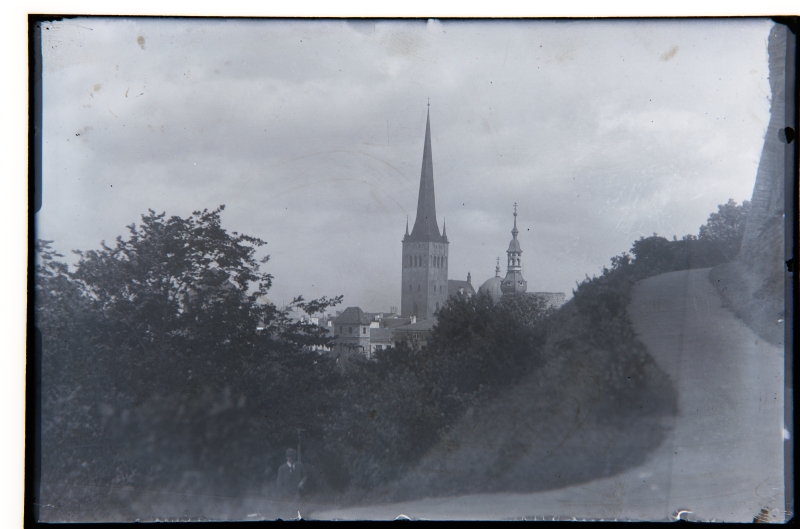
<box><xmin>401</xmin><ymin>105</ymin><xmax>449</xmax><ymax>319</ymax></box>
<box><xmin>501</xmin><ymin>204</ymin><xmax>528</xmax><ymax>296</ymax></box>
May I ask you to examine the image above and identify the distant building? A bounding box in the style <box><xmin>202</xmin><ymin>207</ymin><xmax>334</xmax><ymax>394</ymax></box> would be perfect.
<box><xmin>328</xmin><ymin>108</ymin><xmax>567</xmax><ymax>361</ymax></box>
<box><xmin>332</xmin><ymin>307</ymin><xmax>372</xmax><ymax>357</ymax></box>
<box><xmin>331</xmin><ymin>308</ymin><xmax>411</xmax><ymax>358</ymax></box>
<box><xmin>448</xmin><ymin>272</ymin><xmax>476</xmax><ymax>299</ymax></box>
<box><xmin>401</xmin><ymin>105</ymin><xmax>449</xmax><ymax>320</ymax></box>
<box><xmin>501</xmin><ymin>204</ymin><xmax>528</xmax><ymax>296</ymax></box>
<box><xmin>369</xmin><ymin>327</ymin><xmax>394</xmax><ymax>354</ymax></box>
<box><xmin>478</xmin><ymin>206</ymin><xmax>567</xmax><ymax>310</ymax></box>
<box><xmin>392</xmin><ymin>317</ymin><xmax>438</xmax><ymax>348</ymax></box>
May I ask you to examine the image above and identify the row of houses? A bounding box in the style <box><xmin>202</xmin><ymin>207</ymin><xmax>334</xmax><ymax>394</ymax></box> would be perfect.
<box><xmin>328</xmin><ymin>306</ymin><xmax>439</xmax><ymax>358</ymax></box>
<box><xmin>281</xmin><ymin>304</ymin><xmax>437</xmax><ymax>359</ymax></box>
<box><xmin>283</xmin><ymin>276</ymin><xmax>565</xmax><ymax>361</ymax></box>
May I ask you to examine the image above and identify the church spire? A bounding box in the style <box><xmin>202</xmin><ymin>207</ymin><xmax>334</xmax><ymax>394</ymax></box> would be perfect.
<box><xmin>409</xmin><ymin>104</ymin><xmax>443</xmax><ymax>242</ymax></box>
<box><xmin>501</xmin><ymin>204</ymin><xmax>527</xmax><ymax>296</ymax></box>
<box><xmin>405</xmin><ymin>216</ymin><xmax>409</xmax><ymax>237</ymax></box>
<box><xmin>511</xmin><ymin>202</ymin><xmax>519</xmax><ymax>238</ymax></box>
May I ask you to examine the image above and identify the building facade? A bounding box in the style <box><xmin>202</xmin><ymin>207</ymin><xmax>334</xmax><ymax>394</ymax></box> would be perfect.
<box><xmin>392</xmin><ymin>317</ymin><xmax>437</xmax><ymax>348</ymax></box>
<box><xmin>401</xmin><ymin>106</ymin><xmax>449</xmax><ymax>320</ymax></box>
<box><xmin>331</xmin><ymin>307</ymin><xmax>372</xmax><ymax>357</ymax></box>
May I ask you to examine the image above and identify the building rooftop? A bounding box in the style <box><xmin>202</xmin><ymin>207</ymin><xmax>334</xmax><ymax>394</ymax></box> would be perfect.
<box><xmin>395</xmin><ymin>317</ymin><xmax>438</xmax><ymax>332</ymax></box>
<box><xmin>381</xmin><ymin>317</ymin><xmax>414</xmax><ymax>328</ymax></box>
<box><xmin>333</xmin><ymin>307</ymin><xmax>372</xmax><ymax>325</ymax></box>
<box><xmin>369</xmin><ymin>327</ymin><xmax>394</xmax><ymax>342</ymax></box>
<box><xmin>448</xmin><ymin>279</ymin><xmax>476</xmax><ymax>297</ymax></box>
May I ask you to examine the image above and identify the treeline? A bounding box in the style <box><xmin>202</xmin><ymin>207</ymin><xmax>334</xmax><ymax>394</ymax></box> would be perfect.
<box><xmin>34</xmin><ymin>199</ymin><xmax>749</xmax><ymax>516</ymax></box>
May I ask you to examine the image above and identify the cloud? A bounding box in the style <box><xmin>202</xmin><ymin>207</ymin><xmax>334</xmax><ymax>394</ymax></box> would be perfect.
<box><xmin>38</xmin><ymin>18</ymin><xmax>772</xmax><ymax>310</ymax></box>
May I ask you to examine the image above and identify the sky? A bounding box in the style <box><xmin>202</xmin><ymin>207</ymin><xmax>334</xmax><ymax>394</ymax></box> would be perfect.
<box><xmin>38</xmin><ymin>17</ymin><xmax>774</xmax><ymax>312</ymax></box>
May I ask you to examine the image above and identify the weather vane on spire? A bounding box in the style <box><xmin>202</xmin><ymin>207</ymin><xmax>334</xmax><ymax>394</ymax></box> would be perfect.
<box><xmin>513</xmin><ymin>202</ymin><xmax>518</xmax><ymax>216</ymax></box>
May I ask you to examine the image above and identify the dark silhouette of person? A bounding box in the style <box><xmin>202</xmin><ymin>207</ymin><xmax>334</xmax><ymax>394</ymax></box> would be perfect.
<box><xmin>276</xmin><ymin>448</ymin><xmax>307</xmax><ymax>499</ymax></box>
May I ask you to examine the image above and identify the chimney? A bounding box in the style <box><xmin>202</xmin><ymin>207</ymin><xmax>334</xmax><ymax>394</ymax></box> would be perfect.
<box><xmin>467</xmin><ymin>272</ymin><xmax>472</xmax><ymax>285</ymax></box>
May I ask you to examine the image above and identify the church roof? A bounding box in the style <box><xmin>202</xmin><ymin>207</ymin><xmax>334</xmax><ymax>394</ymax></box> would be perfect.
<box><xmin>448</xmin><ymin>279</ymin><xmax>476</xmax><ymax>297</ymax></box>
<box><xmin>407</xmin><ymin>107</ymin><xmax>446</xmax><ymax>243</ymax></box>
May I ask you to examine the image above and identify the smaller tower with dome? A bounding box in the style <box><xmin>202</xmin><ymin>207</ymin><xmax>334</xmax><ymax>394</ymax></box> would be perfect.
<box><xmin>478</xmin><ymin>256</ymin><xmax>504</xmax><ymax>303</ymax></box>
<box><xmin>501</xmin><ymin>204</ymin><xmax>528</xmax><ymax>296</ymax></box>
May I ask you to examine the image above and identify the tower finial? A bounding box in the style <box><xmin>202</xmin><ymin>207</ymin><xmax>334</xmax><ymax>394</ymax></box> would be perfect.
<box><xmin>427</xmin><ymin>97</ymin><xmax>430</xmax><ymax>107</ymax></box>
<box><xmin>405</xmin><ymin>216</ymin><xmax>409</xmax><ymax>237</ymax></box>
<box><xmin>511</xmin><ymin>204</ymin><xmax>519</xmax><ymax>237</ymax></box>
<box><xmin>495</xmin><ymin>256</ymin><xmax>501</xmax><ymax>277</ymax></box>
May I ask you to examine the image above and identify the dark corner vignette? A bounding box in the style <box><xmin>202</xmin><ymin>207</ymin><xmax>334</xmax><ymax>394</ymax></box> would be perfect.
<box><xmin>26</xmin><ymin>15</ymin><xmax>42</xmax><ymax>527</ymax></box>
<box><xmin>770</xmin><ymin>15</ymin><xmax>798</xmax><ymax>525</ymax></box>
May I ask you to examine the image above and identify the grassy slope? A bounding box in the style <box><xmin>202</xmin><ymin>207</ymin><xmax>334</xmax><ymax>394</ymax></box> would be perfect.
<box><xmin>373</xmin><ymin>287</ymin><xmax>677</xmax><ymax>502</ymax></box>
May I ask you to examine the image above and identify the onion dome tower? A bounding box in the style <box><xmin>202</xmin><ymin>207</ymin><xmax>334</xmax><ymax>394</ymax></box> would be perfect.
<box><xmin>501</xmin><ymin>204</ymin><xmax>527</xmax><ymax>296</ymax></box>
<box><xmin>401</xmin><ymin>102</ymin><xmax>449</xmax><ymax>319</ymax></box>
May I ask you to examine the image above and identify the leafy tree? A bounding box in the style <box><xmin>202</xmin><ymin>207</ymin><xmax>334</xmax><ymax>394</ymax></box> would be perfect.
<box><xmin>699</xmin><ymin>198</ymin><xmax>750</xmax><ymax>243</ymax></box>
<box><xmin>35</xmin><ymin>206</ymin><xmax>343</xmax><ymax>509</ymax></box>
<box><xmin>698</xmin><ymin>198</ymin><xmax>750</xmax><ymax>261</ymax></box>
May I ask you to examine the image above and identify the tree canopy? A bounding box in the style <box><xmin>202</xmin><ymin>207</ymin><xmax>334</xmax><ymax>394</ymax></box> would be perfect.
<box><xmin>35</xmin><ymin>206</ymin><xmax>343</xmax><ymax>509</ymax></box>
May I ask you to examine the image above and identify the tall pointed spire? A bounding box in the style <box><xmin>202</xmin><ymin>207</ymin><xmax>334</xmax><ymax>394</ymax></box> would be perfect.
<box><xmin>405</xmin><ymin>216</ymin><xmax>409</xmax><ymax>237</ymax></box>
<box><xmin>442</xmin><ymin>217</ymin><xmax>447</xmax><ymax>239</ymax></box>
<box><xmin>409</xmin><ymin>105</ymin><xmax>443</xmax><ymax>242</ymax></box>
<box><xmin>502</xmin><ymin>204</ymin><xmax>527</xmax><ymax>295</ymax></box>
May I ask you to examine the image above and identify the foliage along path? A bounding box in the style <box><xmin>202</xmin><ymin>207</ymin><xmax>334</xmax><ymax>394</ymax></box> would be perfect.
<box><xmin>309</xmin><ymin>268</ymin><xmax>785</xmax><ymax>522</ymax></box>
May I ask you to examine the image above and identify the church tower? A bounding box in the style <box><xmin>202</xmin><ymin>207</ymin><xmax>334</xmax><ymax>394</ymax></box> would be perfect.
<box><xmin>501</xmin><ymin>203</ymin><xmax>528</xmax><ymax>296</ymax></box>
<box><xmin>401</xmin><ymin>104</ymin><xmax>449</xmax><ymax>319</ymax></box>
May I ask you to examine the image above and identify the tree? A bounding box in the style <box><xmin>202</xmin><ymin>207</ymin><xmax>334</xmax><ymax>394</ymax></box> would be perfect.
<box><xmin>699</xmin><ymin>198</ymin><xmax>750</xmax><ymax>243</ymax></box>
<box><xmin>698</xmin><ymin>198</ymin><xmax>750</xmax><ymax>262</ymax></box>
<box><xmin>35</xmin><ymin>206</ymin><xmax>343</xmax><ymax>505</ymax></box>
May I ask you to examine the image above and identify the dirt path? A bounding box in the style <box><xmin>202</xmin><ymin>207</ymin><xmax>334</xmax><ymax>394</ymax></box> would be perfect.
<box><xmin>310</xmin><ymin>268</ymin><xmax>785</xmax><ymax>521</ymax></box>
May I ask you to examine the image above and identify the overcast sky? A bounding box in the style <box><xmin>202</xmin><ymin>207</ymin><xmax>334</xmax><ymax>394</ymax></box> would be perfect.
<box><xmin>38</xmin><ymin>17</ymin><xmax>773</xmax><ymax>312</ymax></box>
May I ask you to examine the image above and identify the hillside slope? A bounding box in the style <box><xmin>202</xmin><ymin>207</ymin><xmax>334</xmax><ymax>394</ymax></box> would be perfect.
<box><xmin>311</xmin><ymin>268</ymin><xmax>785</xmax><ymax>521</ymax></box>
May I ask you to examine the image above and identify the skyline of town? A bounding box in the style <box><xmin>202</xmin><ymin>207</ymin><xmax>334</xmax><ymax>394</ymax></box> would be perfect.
<box><xmin>37</xmin><ymin>18</ymin><xmax>773</xmax><ymax>311</ymax></box>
